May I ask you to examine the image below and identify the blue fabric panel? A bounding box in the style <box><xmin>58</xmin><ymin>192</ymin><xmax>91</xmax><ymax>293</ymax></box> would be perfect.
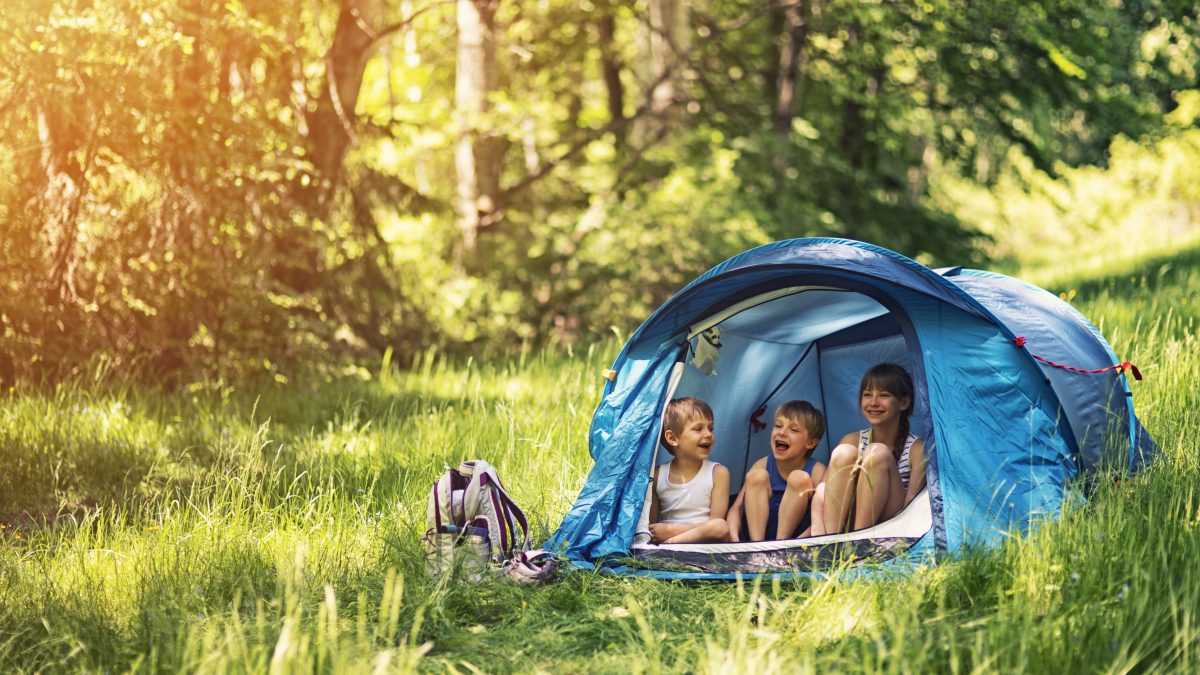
<box><xmin>818</xmin><ymin>312</ymin><xmax>903</xmax><ymax>349</ymax></box>
<box><xmin>949</xmin><ymin>271</ymin><xmax>1141</xmax><ymax>473</ymax></box>
<box><xmin>909</xmin><ymin>298</ymin><xmax>1077</xmax><ymax>550</ymax></box>
<box><xmin>716</xmin><ymin>289</ymin><xmax>888</xmax><ymax>344</ymax></box>
<box><xmin>549</xmin><ymin>341</ymin><xmax>681</xmax><ymax>560</ymax></box>
<box><xmin>732</xmin><ymin>345</ymin><xmax>824</xmax><ymax>481</ymax></box>
<box><xmin>589</xmin><ymin>348</ymin><xmax>668</xmax><ymax>459</ymax></box>
<box><xmin>1131</xmin><ymin>415</ymin><xmax>1159</xmax><ymax>472</ymax></box>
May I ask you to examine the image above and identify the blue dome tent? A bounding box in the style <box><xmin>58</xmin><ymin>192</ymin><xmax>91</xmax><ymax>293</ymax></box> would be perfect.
<box><xmin>547</xmin><ymin>239</ymin><xmax>1156</xmax><ymax>579</ymax></box>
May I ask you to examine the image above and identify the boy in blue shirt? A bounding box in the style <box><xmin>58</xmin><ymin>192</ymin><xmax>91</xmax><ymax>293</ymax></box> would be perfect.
<box><xmin>727</xmin><ymin>400</ymin><xmax>826</xmax><ymax>541</ymax></box>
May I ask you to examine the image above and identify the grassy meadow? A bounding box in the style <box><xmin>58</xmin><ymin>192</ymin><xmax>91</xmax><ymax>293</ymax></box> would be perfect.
<box><xmin>2</xmin><ymin>247</ymin><xmax>1199</xmax><ymax>673</ymax></box>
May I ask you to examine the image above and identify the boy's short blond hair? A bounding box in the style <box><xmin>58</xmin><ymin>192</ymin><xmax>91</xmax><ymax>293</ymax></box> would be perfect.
<box><xmin>661</xmin><ymin>397</ymin><xmax>714</xmax><ymax>453</ymax></box>
<box><xmin>775</xmin><ymin>400</ymin><xmax>825</xmax><ymax>441</ymax></box>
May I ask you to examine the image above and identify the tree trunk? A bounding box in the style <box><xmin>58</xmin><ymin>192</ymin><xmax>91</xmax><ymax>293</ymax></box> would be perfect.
<box><xmin>638</xmin><ymin>0</ymin><xmax>687</xmax><ymax>142</ymax></box>
<box><xmin>597</xmin><ymin>7</ymin><xmax>626</xmax><ymax>149</ymax></box>
<box><xmin>773</xmin><ymin>1</ymin><xmax>810</xmax><ymax>138</ymax></box>
<box><xmin>37</xmin><ymin>102</ymin><xmax>87</xmax><ymax>306</ymax></box>
<box><xmin>772</xmin><ymin>0</ymin><xmax>812</xmax><ymax>175</ymax></box>
<box><xmin>648</xmin><ymin>0</ymin><xmax>685</xmax><ymax>114</ymax></box>
<box><xmin>838</xmin><ymin>22</ymin><xmax>867</xmax><ymax>171</ymax></box>
<box><xmin>763</xmin><ymin>2</ymin><xmax>785</xmax><ymax>107</ymax></box>
<box><xmin>305</xmin><ymin>0</ymin><xmax>381</xmax><ymax>200</ymax></box>
<box><xmin>454</xmin><ymin>0</ymin><xmax>501</xmax><ymax>260</ymax></box>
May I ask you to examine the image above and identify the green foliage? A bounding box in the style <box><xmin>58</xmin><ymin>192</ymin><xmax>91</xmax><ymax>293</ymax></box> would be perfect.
<box><xmin>518</xmin><ymin>142</ymin><xmax>776</xmax><ymax>339</ymax></box>
<box><xmin>934</xmin><ymin>126</ymin><xmax>1200</xmax><ymax>281</ymax></box>
<box><xmin>2</xmin><ymin>0</ymin><xmax>1197</xmax><ymax>382</ymax></box>
<box><xmin>0</xmin><ymin>1</ymin><xmax>433</xmax><ymax>384</ymax></box>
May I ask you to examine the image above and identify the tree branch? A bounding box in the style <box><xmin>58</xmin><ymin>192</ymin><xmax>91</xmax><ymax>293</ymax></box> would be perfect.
<box><xmin>0</xmin><ymin>73</ymin><xmax>27</xmax><ymax>119</ymax></box>
<box><xmin>325</xmin><ymin>50</ymin><xmax>360</xmax><ymax>145</ymax></box>
<box><xmin>362</xmin><ymin>0</ymin><xmax>458</xmax><ymax>48</ymax></box>
<box><xmin>496</xmin><ymin>63</ymin><xmax>679</xmax><ymax>208</ymax></box>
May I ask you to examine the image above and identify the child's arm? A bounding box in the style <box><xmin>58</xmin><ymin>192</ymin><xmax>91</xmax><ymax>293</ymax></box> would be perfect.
<box><xmin>652</xmin><ymin>522</ymin><xmax>700</xmax><ymax>541</ymax></box>
<box><xmin>903</xmin><ymin>439</ymin><xmax>926</xmax><ymax>506</ymax></box>
<box><xmin>726</xmin><ymin>486</ymin><xmax>746</xmax><ymax>542</ymax></box>
<box><xmin>648</xmin><ymin>466</ymin><xmax>671</xmax><ymax>542</ymax></box>
<box><xmin>709</xmin><ymin>465</ymin><xmax>731</xmax><ymax>520</ymax></box>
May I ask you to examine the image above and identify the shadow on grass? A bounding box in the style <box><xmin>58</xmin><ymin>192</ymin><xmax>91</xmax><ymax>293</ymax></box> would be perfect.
<box><xmin>0</xmin><ymin>375</ymin><xmax>500</xmax><ymax>527</ymax></box>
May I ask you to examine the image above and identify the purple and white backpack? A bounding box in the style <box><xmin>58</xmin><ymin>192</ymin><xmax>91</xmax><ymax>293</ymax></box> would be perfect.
<box><xmin>425</xmin><ymin>460</ymin><xmax>557</xmax><ymax>583</ymax></box>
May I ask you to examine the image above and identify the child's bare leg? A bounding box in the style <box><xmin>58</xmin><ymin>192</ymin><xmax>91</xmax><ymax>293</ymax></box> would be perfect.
<box><xmin>742</xmin><ymin>468</ymin><xmax>772</xmax><ymax>541</ymax></box>
<box><xmin>664</xmin><ymin>518</ymin><xmax>730</xmax><ymax>544</ymax></box>
<box><xmin>775</xmin><ymin>470</ymin><xmax>814</xmax><ymax>539</ymax></box>
<box><xmin>821</xmin><ymin>444</ymin><xmax>859</xmax><ymax>535</ymax></box>
<box><xmin>809</xmin><ymin>483</ymin><xmax>827</xmax><ymax>536</ymax></box>
<box><xmin>852</xmin><ymin>443</ymin><xmax>904</xmax><ymax>530</ymax></box>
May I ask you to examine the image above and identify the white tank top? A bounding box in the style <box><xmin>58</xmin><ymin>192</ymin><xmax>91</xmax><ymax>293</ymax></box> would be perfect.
<box><xmin>859</xmin><ymin>429</ymin><xmax>919</xmax><ymax>490</ymax></box>
<box><xmin>655</xmin><ymin>459</ymin><xmax>715</xmax><ymax>524</ymax></box>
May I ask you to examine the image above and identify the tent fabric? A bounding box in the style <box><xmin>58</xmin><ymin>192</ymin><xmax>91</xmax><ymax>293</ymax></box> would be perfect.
<box><xmin>944</xmin><ymin>269</ymin><xmax>1158</xmax><ymax>472</ymax></box>
<box><xmin>547</xmin><ymin>238</ymin><xmax>1156</xmax><ymax>576</ymax></box>
<box><xmin>560</xmin><ymin>341</ymin><xmax>681</xmax><ymax>560</ymax></box>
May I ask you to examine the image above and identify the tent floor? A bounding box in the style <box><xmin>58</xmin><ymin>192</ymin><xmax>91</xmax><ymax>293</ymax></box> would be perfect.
<box><xmin>629</xmin><ymin>489</ymin><xmax>932</xmax><ymax>574</ymax></box>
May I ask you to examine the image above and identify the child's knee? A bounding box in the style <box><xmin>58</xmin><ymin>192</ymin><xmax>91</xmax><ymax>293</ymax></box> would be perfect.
<box><xmin>862</xmin><ymin>443</ymin><xmax>896</xmax><ymax>469</ymax></box>
<box><xmin>745</xmin><ymin>467</ymin><xmax>771</xmax><ymax>491</ymax></box>
<box><xmin>829</xmin><ymin>444</ymin><xmax>858</xmax><ymax>468</ymax></box>
<box><xmin>785</xmin><ymin>469</ymin><xmax>813</xmax><ymax>493</ymax></box>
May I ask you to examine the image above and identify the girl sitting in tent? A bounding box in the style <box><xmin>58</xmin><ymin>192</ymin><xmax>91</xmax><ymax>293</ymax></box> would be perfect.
<box><xmin>810</xmin><ymin>363</ymin><xmax>926</xmax><ymax>536</ymax></box>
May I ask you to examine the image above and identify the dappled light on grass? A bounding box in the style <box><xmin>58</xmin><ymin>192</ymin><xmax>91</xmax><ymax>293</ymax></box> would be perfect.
<box><xmin>795</xmin><ymin>578</ymin><xmax>882</xmax><ymax>649</ymax></box>
<box><xmin>701</xmin><ymin>581</ymin><xmax>799</xmax><ymax>675</ymax></box>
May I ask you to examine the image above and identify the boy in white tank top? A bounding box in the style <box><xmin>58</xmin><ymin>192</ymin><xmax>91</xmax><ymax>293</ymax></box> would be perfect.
<box><xmin>649</xmin><ymin>397</ymin><xmax>732</xmax><ymax>543</ymax></box>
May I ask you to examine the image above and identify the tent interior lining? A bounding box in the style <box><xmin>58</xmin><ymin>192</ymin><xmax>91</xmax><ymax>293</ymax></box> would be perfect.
<box><xmin>664</xmin><ymin>287</ymin><xmax>934</xmax><ymax>491</ymax></box>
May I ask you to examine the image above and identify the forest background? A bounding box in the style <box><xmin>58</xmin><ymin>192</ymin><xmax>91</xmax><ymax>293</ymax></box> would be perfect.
<box><xmin>2</xmin><ymin>0</ymin><xmax>1199</xmax><ymax>385</ymax></box>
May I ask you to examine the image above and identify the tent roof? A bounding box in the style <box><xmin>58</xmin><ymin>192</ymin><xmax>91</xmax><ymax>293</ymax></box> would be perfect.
<box><xmin>619</xmin><ymin>238</ymin><xmax>1007</xmax><ymax>361</ymax></box>
<box><xmin>710</xmin><ymin>287</ymin><xmax>889</xmax><ymax>346</ymax></box>
<box><xmin>601</xmin><ymin>238</ymin><xmax>1150</xmax><ymax>473</ymax></box>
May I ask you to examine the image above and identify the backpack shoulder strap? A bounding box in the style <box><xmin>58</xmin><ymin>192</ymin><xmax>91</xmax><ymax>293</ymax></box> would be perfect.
<box><xmin>459</xmin><ymin>460</ymin><xmax>489</xmax><ymax>521</ymax></box>
<box><xmin>427</xmin><ymin>465</ymin><xmax>470</xmax><ymax>533</ymax></box>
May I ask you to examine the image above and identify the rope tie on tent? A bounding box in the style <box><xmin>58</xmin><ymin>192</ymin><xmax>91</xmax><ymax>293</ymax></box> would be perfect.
<box><xmin>750</xmin><ymin>404</ymin><xmax>768</xmax><ymax>431</ymax></box>
<box><xmin>1012</xmin><ymin>336</ymin><xmax>1143</xmax><ymax>381</ymax></box>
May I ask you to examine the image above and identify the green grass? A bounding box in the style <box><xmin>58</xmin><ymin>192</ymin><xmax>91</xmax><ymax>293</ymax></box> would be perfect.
<box><xmin>2</xmin><ymin>251</ymin><xmax>1199</xmax><ymax>673</ymax></box>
